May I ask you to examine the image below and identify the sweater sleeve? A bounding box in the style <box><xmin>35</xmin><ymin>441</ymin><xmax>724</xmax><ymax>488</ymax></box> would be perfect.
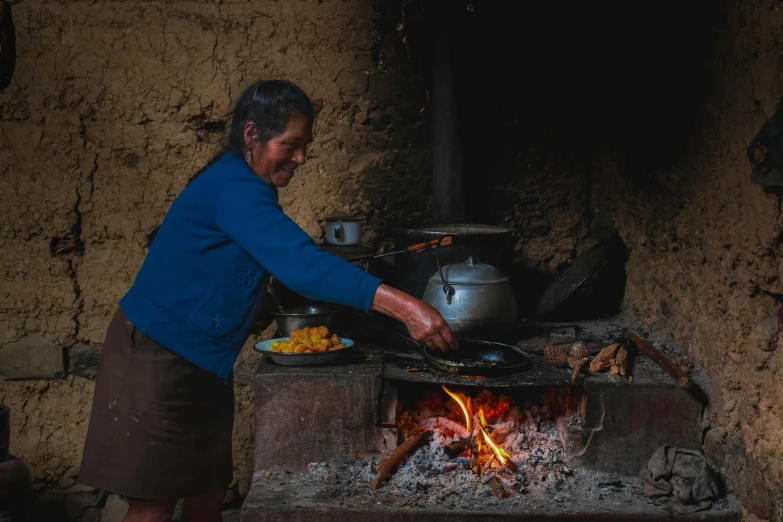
<box><xmin>215</xmin><ymin>175</ymin><xmax>382</xmax><ymax>311</ymax></box>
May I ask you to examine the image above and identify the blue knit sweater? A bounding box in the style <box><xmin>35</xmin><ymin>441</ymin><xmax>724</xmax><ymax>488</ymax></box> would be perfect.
<box><xmin>119</xmin><ymin>153</ymin><xmax>382</xmax><ymax>377</ymax></box>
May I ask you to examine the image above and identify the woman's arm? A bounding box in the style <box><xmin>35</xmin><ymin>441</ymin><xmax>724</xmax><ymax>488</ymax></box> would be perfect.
<box><xmin>370</xmin><ymin>284</ymin><xmax>458</xmax><ymax>352</ymax></box>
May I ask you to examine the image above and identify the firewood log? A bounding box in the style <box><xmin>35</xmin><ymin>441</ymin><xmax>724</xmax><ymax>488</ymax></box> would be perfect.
<box><xmin>625</xmin><ymin>331</ymin><xmax>692</xmax><ymax>389</ymax></box>
<box><xmin>610</xmin><ymin>345</ymin><xmax>629</xmax><ymax>377</ymax></box>
<box><xmin>371</xmin><ymin>431</ymin><xmax>431</xmax><ymax>490</ymax></box>
<box><xmin>589</xmin><ymin>343</ymin><xmax>621</xmax><ymax>372</ymax></box>
<box><xmin>468</xmin><ymin>419</ymin><xmax>482</xmax><ymax>475</ymax></box>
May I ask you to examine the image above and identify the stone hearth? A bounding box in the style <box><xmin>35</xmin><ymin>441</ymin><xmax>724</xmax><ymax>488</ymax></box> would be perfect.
<box><xmin>242</xmin><ymin>322</ymin><xmax>740</xmax><ymax>521</ymax></box>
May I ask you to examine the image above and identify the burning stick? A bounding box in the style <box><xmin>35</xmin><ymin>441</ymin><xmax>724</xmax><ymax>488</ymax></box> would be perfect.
<box><xmin>468</xmin><ymin>423</ymin><xmax>481</xmax><ymax>475</ymax></box>
<box><xmin>473</xmin><ymin>414</ymin><xmax>516</xmax><ymax>472</ymax></box>
<box><xmin>371</xmin><ymin>431</ymin><xmax>432</xmax><ymax>490</ymax></box>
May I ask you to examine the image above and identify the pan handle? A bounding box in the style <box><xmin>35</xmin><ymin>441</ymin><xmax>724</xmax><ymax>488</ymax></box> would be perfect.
<box><xmin>392</xmin><ymin>328</ymin><xmax>425</xmax><ymax>350</ymax></box>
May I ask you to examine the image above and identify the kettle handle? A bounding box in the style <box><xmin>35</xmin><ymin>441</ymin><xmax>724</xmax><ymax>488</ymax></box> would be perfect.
<box><xmin>434</xmin><ymin>244</ymin><xmax>456</xmax><ymax>304</ymax></box>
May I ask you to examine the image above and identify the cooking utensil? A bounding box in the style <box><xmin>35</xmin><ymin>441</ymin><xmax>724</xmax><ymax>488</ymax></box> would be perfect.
<box><xmin>390</xmin><ymin>224</ymin><xmax>516</xmax><ymax>299</ymax></box>
<box><xmin>422</xmin><ymin>255</ymin><xmax>517</xmax><ymax>334</ymax></box>
<box><xmin>534</xmin><ymin>237</ymin><xmax>625</xmax><ymax>320</ymax></box>
<box><xmin>254</xmin><ymin>337</ymin><xmax>355</xmax><ymax>366</ymax></box>
<box><xmin>271</xmin><ymin>304</ymin><xmax>342</xmax><ymax>337</ymax></box>
<box><xmin>325</xmin><ymin>215</ymin><xmax>362</xmax><ymax>246</ymax></box>
<box><xmin>423</xmin><ymin>340</ymin><xmax>531</xmax><ymax>375</ymax></box>
<box><xmin>391</xmin><ymin>329</ymin><xmax>530</xmax><ymax>376</ymax></box>
<box><xmin>344</xmin><ymin>236</ymin><xmax>454</xmax><ymax>263</ymax></box>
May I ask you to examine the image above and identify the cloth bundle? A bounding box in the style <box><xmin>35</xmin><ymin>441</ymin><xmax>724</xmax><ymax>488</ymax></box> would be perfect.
<box><xmin>639</xmin><ymin>445</ymin><xmax>721</xmax><ymax>516</ymax></box>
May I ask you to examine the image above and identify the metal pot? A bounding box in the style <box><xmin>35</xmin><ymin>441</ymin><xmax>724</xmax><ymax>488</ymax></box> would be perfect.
<box><xmin>271</xmin><ymin>304</ymin><xmax>342</xmax><ymax>337</ymax></box>
<box><xmin>390</xmin><ymin>224</ymin><xmax>515</xmax><ymax>299</ymax></box>
<box><xmin>422</xmin><ymin>256</ymin><xmax>517</xmax><ymax>335</ymax></box>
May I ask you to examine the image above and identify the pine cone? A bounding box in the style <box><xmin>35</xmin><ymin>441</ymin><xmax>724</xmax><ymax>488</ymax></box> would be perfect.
<box><xmin>569</xmin><ymin>341</ymin><xmax>588</xmax><ymax>360</ymax></box>
<box><xmin>545</xmin><ymin>344</ymin><xmax>569</xmax><ymax>367</ymax></box>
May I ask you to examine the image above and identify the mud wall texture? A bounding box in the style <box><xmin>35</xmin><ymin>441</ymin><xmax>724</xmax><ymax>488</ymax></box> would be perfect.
<box><xmin>590</xmin><ymin>2</ymin><xmax>783</xmax><ymax>520</ymax></box>
<box><xmin>1</xmin><ymin>0</ymin><xmax>782</xmax><ymax>520</ymax></box>
<box><xmin>0</xmin><ymin>0</ymin><xmax>428</xmax><ymax>506</ymax></box>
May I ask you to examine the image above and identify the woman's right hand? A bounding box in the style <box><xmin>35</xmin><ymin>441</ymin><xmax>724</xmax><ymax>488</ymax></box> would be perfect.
<box><xmin>401</xmin><ymin>298</ymin><xmax>458</xmax><ymax>352</ymax></box>
<box><xmin>370</xmin><ymin>284</ymin><xmax>458</xmax><ymax>352</ymax></box>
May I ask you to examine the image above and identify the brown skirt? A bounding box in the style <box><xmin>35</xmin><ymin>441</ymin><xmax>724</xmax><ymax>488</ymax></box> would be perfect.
<box><xmin>79</xmin><ymin>308</ymin><xmax>234</xmax><ymax>500</ymax></box>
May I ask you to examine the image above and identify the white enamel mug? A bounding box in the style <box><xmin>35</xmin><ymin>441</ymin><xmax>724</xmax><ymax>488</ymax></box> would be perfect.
<box><xmin>325</xmin><ymin>216</ymin><xmax>362</xmax><ymax>246</ymax></box>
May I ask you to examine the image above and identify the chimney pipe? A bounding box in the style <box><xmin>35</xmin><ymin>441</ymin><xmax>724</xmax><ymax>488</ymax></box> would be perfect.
<box><xmin>431</xmin><ymin>10</ymin><xmax>466</xmax><ymax>224</ymax></box>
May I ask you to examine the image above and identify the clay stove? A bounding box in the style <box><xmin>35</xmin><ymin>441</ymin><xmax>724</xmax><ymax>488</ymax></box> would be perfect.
<box><xmin>240</xmin><ymin>322</ymin><xmax>741</xmax><ymax>521</ymax></box>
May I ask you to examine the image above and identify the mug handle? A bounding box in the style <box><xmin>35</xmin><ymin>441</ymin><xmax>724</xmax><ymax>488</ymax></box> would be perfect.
<box><xmin>333</xmin><ymin>222</ymin><xmax>342</xmax><ymax>240</ymax></box>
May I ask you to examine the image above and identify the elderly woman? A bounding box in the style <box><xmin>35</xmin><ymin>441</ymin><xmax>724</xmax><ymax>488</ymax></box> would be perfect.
<box><xmin>79</xmin><ymin>80</ymin><xmax>457</xmax><ymax>522</ymax></box>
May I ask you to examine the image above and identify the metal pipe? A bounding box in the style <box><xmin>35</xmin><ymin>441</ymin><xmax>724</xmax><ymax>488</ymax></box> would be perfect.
<box><xmin>431</xmin><ymin>7</ymin><xmax>466</xmax><ymax>224</ymax></box>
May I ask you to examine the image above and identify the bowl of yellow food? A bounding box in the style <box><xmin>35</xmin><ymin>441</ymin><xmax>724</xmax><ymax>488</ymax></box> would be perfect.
<box><xmin>253</xmin><ymin>326</ymin><xmax>354</xmax><ymax>366</ymax></box>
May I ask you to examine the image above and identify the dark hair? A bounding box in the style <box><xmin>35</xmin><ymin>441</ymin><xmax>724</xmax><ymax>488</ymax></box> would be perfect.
<box><xmin>182</xmin><ymin>80</ymin><xmax>313</xmax><ymax>187</ymax></box>
<box><xmin>225</xmin><ymin>79</ymin><xmax>314</xmax><ymax>155</ymax></box>
<box><xmin>147</xmin><ymin>81</ymin><xmax>314</xmax><ymax>248</ymax></box>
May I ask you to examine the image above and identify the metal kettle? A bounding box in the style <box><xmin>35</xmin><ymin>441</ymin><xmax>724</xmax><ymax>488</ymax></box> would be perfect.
<box><xmin>422</xmin><ymin>256</ymin><xmax>517</xmax><ymax>335</ymax></box>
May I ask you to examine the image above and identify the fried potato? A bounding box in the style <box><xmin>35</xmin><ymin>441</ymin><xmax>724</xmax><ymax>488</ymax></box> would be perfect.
<box><xmin>277</xmin><ymin>326</ymin><xmax>346</xmax><ymax>353</ymax></box>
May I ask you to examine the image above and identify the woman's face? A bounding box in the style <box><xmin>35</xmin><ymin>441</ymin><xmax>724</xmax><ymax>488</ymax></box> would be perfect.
<box><xmin>246</xmin><ymin>115</ymin><xmax>313</xmax><ymax>188</ymax></box>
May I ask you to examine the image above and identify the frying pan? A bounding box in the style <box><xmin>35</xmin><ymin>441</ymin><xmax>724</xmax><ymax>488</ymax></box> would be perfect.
<box><xmin>393</xmin><ymin>330</ymin><xmax>531</xmax><ymax>376</ymax></box>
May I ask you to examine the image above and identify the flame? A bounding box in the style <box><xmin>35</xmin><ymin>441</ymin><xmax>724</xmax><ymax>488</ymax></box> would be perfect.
<box><xmin>442</xmin><ymin>385</ymin><xmax>471</xmax><ymax>431</ymax></box>
<box><xmin>480</xmin><ymin>426</ymin><xmax>510</xmax><ymax>465</ymax></box>
<box><xmin>442</xmin><ymin>385</ymin><xmax>511</xmax><ymax>468</ymax></box>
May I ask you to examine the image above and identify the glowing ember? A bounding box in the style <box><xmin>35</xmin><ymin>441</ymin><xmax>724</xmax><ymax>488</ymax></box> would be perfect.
<box><xmin>442</xmin><ymin>385</ymin><xmax>471</xmax><ymax>431</ymax></box>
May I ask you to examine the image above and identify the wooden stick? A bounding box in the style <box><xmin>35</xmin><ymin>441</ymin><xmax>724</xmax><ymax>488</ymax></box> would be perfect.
<box><xmin>610</xmin><ymin>345</ymin><xmax>630</xmax><ymax>377</ymax></box>
<box><xmin>481</xmin><ymin>453</ymin><xmax>495</xmax><ymax>474</ymax></box>
<box><xmin>371</xmin><ymin>431</ymin><xmax>432</xmax><ymax>489</ymax></box>
<box><xmin>589</xmin><ymin>343</ymin><xmax>620</xmax><ymax>372</ymax></box>
<box><xmin>625</xmin><ymin>331</ymin><xmax>692</xmax><ymax>389</ymax></box>
<box><xmin>468</xmin><ymin>419</ymin><xmax>481</xmax><ymax>475</ymax></box>
<box><xmin>489</xmin><ymin>476</ymin><xmax>509</xmax><ymax>498</ymax></box>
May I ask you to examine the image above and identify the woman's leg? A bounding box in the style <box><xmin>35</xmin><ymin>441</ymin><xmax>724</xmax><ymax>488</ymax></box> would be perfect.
<box><xmin>122</xmin><ymin>499</ymin><xmax>177</xmax><ymax>522</ymax></box>
<box><xmin>181</xmin><ymin>488</ymin><xmax>227</xmax><ymax>522</ymax></box>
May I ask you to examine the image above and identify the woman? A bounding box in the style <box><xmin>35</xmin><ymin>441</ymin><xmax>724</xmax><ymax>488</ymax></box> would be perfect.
<box><xmin>78</xmin><ymin>80</ymin><xmax>457</xmax><ymax>522</ymax></box>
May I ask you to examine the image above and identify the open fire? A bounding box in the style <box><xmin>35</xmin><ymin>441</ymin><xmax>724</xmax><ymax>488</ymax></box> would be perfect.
<box><xmin>441</xmin><ymin>385</ymin><xmax>511</xmax><ymax>469</ymax></box>
<box><xmin>392</xmin><ymin>385</ymin><xmax>575</xmax><ymax>498</ymax></box>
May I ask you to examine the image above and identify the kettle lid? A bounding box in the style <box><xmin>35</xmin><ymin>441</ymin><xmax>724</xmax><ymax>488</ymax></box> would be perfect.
<box><xmin>428</xmin><ymin>256</ymin><xmax>509</xmax><ymax>285</ymax></box>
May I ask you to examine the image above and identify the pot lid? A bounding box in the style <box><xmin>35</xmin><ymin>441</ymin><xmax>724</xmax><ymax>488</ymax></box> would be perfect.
<box><xmin>428</xmin><ymin>256</ymin><xmax>509</xmax><ymax>285</ymax></box>
<box><xmin>325</xmin><ymin>215</ymin><xmax>362</xmax><ymax>222</ymax></box>
<box><xmin>393</xmin><ymin>223</ymin><xmax>514</xmax><ymax>237</ymax></box>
